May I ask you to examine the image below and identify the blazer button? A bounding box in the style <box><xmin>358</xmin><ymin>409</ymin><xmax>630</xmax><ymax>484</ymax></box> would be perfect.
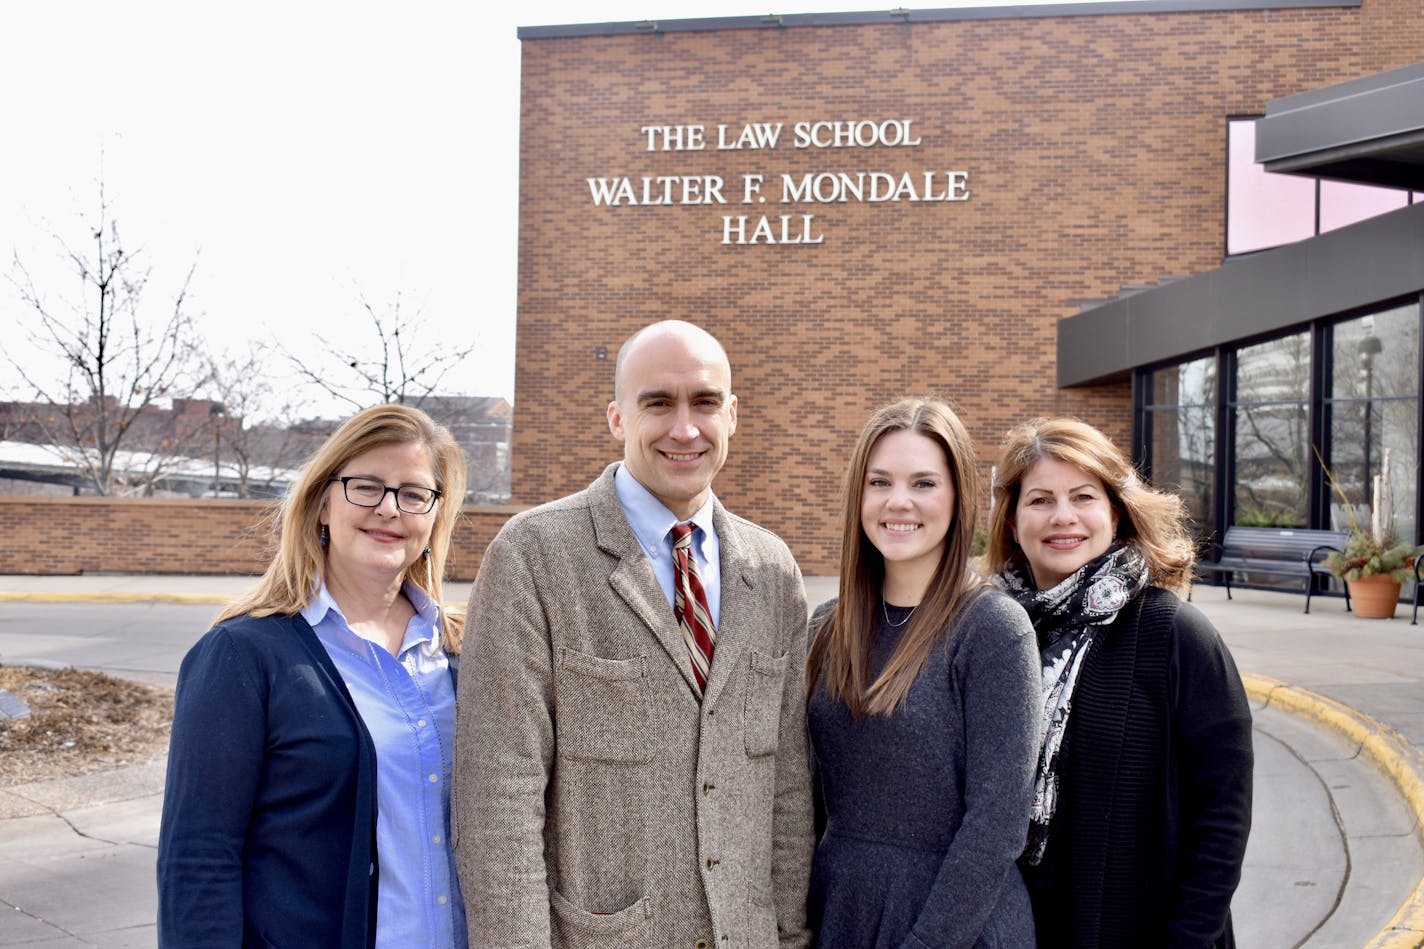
<box><xmin>696</xmin><ymin>941</ymin><xmax>710</xmax><ymax>949</ymax></box>
<box><xmin>705</xmin><ymin>857</ymin><xmax>719</xmax><ymax>869</ymax></box>
<box><xmin>702</xmin><ymin>779</ymin><xmax>715</xmax><ymax>795</ymax></box>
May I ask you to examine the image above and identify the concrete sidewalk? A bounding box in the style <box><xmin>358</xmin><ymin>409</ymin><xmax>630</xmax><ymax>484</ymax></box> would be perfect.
<box><xmin>2</xmin><ymin>575</ymin><xmax>1424</xmax><ymax>947</ymax></box>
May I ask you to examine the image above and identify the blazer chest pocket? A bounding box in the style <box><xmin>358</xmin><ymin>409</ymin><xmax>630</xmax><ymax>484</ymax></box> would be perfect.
<box><xmin>744</xmin><ymin>649</ymin><xmax>788</xmax><ymax>757</ymax></box>
<box><xmin>555</xmin><ymin>648</ymin><xmax>653</xmax><ymax>764</ymax></box>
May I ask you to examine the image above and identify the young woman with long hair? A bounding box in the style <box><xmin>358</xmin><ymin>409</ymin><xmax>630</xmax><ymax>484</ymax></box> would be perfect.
<box><xmin>807</xmin><ymin>397</ymin><xmax>1041</xmax><ymax>948</ymax></box>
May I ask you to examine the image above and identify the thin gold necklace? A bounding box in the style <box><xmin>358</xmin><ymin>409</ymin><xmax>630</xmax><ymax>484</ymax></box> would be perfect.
<box><xmin>881</xmin><ymin>597</ymin><xmax>915</xmax><ymax>628</ymax></box>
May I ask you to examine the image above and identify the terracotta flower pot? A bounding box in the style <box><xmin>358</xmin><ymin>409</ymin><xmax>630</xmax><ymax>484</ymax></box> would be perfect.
<box><xmin>1346</xmin><ymin>574</ymin><xmax>1402</xmax><ymax>619</ymax></box>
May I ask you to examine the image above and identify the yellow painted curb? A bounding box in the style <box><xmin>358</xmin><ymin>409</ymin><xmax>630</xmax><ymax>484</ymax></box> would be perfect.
<box><xmin>0</xmin><ymin>592</ymin><xmax>233</xmax><ymax>605</ymax></box>
<box><xmin>1244</xmin><ymin>672</ymin><xmax>1424</xmax><ymax>948</ymax></box>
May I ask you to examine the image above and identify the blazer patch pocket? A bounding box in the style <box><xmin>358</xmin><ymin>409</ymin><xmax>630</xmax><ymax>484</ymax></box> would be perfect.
<box><xmin>555</xmin><ymin>648</ymin><xmax>653</xmax><ymax>764</ymax></box>
<box><xmin>744</xmin><ymin>649</ymin><xmax>788</xmax><ymax>757</ymax></box>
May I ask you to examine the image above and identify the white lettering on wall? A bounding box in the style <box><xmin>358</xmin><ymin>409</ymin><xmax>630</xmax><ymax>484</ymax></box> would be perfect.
<box><xmin>779</xmin><ymin>171</ymin><xmax>970</xmax><ymax>203</ymax></box>
<box><xmin>587</xmin><ymin>176</ymin><xmax>727</xmax><ymax>206</ymax></box>
<box><xmin>791</xmin><ymin>120</ymin><xmax>922</xmax><ymax>149</ymax></box>
<box><xmin>593</xmin><ymin>118</ymin><xmax>971</xmax><ymax>245</ymax></box>
<box><xmin>721</xmin><ymin>215</ymin><xmax>825</xmax><ymax>245</ymax></box>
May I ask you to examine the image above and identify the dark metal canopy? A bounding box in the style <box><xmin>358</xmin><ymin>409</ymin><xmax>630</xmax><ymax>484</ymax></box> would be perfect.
<box><xmin>1256</xmin><ymin>60</ymin><xmax>1424</xmax><ymax>190</ymax></box>
<box><xmin>1056</xmin><ymin>202</ymin><xmax>1424</xmax><ymax>387</ymax></box>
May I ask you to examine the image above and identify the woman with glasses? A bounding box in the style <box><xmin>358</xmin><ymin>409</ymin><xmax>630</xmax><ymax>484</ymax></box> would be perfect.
<box><xmin>158</xmin><ymin>404</ymin><xmax>469</xmax><ymax>948</ymax></box>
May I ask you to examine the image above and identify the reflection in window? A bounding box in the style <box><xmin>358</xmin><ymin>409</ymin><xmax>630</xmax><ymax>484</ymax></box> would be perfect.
<box><xmin>1226</xmin><ymin>119</ymin><xmax>1417</xmax><ymax>255</ymax></box>
<box><xmin>1227</xmin><ymin>119</ymin><xmax>1315</xmax><ymax>255</ymax></box>
<box><xmin>1327</xmin><ymin>304</ymin><xmax>1420</xmax><ymax>543</ymax></box>
<box><xmin>1233</xmin><ymin>334</ymin><xmax>1311</xmax><ymax>527</ymax></box>
<box><xmin>1320</xmin><ymin>181</ymin><xmax>1410</xmax><ymax>232</ymax></box>
<box><xmin>1145</xmin><ymin>357</ymin><xmax>1215</xmax><ymax>541</ymax></box>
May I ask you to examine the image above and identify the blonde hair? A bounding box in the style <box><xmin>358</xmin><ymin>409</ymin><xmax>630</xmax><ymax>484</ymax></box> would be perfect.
<box><xmin>986</xmin><ymin>417</ymin><xmax>1195</xmax><ymax>593</ymax></box>
<box><xmin>218</xmin><ymin>404</ymin><xmax>469</xmax><ymax>651</ymax></box>
<box><xmin>808</xmin><ymin>397</ymin><xmax>987</xmax><ymax>719</ymax></box>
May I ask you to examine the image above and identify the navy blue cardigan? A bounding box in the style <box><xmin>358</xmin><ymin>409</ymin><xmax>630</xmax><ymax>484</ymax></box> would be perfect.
<box><xmin>157</xmin><ymin>612</ymin><xmax>379</xmax><ymax>948</ymax></box>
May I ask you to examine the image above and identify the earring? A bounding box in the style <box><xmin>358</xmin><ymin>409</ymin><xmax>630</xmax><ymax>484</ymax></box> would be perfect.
<box><xmin>320</xmin><ymin>525</ymin><xmax>330</xmax><ymax>549</ymax></box>
<box><xmin>422</xmin><ymin>546</ymin><xmax>431</xmax><ymax>559</ymax></box>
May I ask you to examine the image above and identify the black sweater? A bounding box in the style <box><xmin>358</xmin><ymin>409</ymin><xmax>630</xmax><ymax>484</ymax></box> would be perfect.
<box><xmin>1023</xmin><ymin>587</ymin><xmax>1254</xmax><ymax>949</ymax></box>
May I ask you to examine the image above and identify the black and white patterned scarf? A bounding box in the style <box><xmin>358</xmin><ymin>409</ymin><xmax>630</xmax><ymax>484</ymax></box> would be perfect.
<box><xmin>996</xmin><ymin>542</ymin><xmax>1150</xmax><ymax>865</ymax></box>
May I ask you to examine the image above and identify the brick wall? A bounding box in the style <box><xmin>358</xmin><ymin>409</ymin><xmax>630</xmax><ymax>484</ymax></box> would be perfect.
<box><xmin>513</xmin><ymin>0</ymin><xmax>1422</xmax><ymax>573</ymax></box>
<box><xmin>0</xmin><ymin>497</ymin><xmax>520</xmax><ymax>581</ymax></box>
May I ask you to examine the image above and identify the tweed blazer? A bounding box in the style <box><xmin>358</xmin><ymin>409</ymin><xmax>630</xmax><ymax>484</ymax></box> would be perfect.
<box><xmin>454</xmin><ymin>464</ymin><xmax>814</xmax><ymax>949</ymax></box>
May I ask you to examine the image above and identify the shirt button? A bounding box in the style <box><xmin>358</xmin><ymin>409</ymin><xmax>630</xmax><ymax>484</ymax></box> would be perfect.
<box><xmin>428</xmin><ymin>774</ymin><xmax>439</xmax><ymax>783</ymax></box>
<box><xmin>438</xmin><ymin>895</ymin><xmax>448</xmax><ymax>905</ymax></box>
<box><xmin>417</xmin><ymin>719</ymin><xmax>427</xmax><ymax>728</ymax></box>
<box><xmin>432</xmin><ymin>834</ymin><xmax>442</xmax><ymax>844</ymax></box>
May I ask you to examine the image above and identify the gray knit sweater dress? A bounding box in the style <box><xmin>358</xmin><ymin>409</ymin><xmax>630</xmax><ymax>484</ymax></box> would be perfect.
<box><xmin>807</xmin><ymin>590</ymin><xmax>1041</xmax><ymax>949</ymax></box>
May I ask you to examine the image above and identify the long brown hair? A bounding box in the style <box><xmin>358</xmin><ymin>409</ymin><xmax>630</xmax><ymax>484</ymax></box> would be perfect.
<box><xmin>808</xmin><ymin>397</ymin><xmax>987</xmax><ymax>718</ymax></box>
<box><xmin>986</xmin><ymin>417</ymin><xmax>1196</xmax><ymax>593</ymax></box>
<box><xmin>217</xmin><ymin>404</ymin><xmax>469</xmax><ymax>651</ymax></box>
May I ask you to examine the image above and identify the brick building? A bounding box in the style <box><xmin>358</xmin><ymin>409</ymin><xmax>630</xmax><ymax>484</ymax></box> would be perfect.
<box><xmin>513</xmin><ymin>0</ymin><xmax>1424</xmax><ymax>573</ymax></box>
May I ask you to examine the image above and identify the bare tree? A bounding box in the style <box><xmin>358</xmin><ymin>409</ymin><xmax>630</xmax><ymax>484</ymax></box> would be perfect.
<box><xmin>7</xmin><ymin>189</ymin><xmax>212</xmax><ymax>495</ymax></box>
<box><xmin>204</xmin><ymin>343</ymin><xmax>312</xmax><ymax>498</ymax></box>
<box><xmin>280</xmin><ymin>290</ymin><xmax>507</xmax><ymax>503</ymax></box>
<box><xmin>288</xmin><ymin>291</ymin><xmax>477</xmax><ymax>411</ymax></box>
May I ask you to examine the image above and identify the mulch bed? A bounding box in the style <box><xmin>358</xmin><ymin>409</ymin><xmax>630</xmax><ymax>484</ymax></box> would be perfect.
<box><xmin>0</xmin><ymin>665</ymin><xmax>172</xmax><ymax>788</ymax></box>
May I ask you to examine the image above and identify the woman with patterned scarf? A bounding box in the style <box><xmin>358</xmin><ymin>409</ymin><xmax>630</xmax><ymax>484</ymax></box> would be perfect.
<box><xmin>987</xmin><ymin>417</ymin><xmax>1253</xmax><ymax>949</ymax></box>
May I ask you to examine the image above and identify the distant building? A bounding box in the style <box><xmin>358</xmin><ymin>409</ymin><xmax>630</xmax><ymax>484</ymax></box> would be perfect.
<box><xmin>0</xmin><ymin>395</ymin><xmax>514</xmax><ymax>504</ymax></box>
<box><xmin>418</xmin><ymin>395</ymin><xmax>513</xmax><ymax>503</ymax></box>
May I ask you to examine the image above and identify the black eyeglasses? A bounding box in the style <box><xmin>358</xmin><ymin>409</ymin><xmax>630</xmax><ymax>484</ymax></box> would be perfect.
<box><xmin>328</xmin><ymin>476</ymin><xmax>442</xmax><ymax>514</ymax></box>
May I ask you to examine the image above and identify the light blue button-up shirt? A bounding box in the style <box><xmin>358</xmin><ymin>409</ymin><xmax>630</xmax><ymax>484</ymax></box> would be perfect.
<box><xmin>303</xmin><ymin>582</ymin><xmax>467</xmax><ymax>949</ymax></box>
<box><xmin>613</xmin><ymin>462</ymin><xmax>722</xmax><ymax>627</ymax></box>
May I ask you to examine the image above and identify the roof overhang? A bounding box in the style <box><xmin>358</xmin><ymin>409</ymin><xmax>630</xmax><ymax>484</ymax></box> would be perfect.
<box><xmin>1057</xmin><ymin>202</ymin><xmax>1424</xmax><ymax>387</ymax></box>
<box><xmin>518</xmin><ymin>0</ymin><xmax>1358</xmax><ymax>39</ymax></box>
<box><xmin>1256</xmin><ymin>60</ymin><xmax>1424</xmax><ymax>189</ymax></box>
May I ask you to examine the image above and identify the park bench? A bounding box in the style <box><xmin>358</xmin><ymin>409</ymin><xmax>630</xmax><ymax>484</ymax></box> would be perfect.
<box><xmin>1192</xmin><ymin>526</ymin><xmax>1350</xmax><ymax>614</ymax></box>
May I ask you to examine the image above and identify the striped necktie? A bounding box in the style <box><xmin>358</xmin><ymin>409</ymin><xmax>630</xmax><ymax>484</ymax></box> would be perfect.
<box><xmin>671</xmin><ymin>522</ymin><xmax>716</xmax><ymax>693</ymax></box>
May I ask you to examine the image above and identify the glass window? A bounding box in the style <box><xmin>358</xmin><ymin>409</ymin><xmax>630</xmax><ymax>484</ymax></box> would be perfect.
<box><xmin>1225</xmin><ymin>119</ymin><xmax>1417</xmax><ymax>255</ymax></box>
<box><xmin>1144</xmin><ymin>357</ymin><xmax>1216</xmax><ymax>540</ymax></box>
<box><xmin>1227</xmin><ymin>119</ymin><xmax>1315</xmax><ymax>255</ymax></box>
<box><xmin>1326</xmin><ymin>304</ymin><xmax>1420</xmax><ymax>544</ymax></box>
<box><xmin>1233</xmin><ymin>333</ymin><xmax>1311</xmax><ymax>527</ymax></box>
<box><xmin>1320</xmin><ymin>181</ymin><xmax>1410</xmax><ymax>232</ymax></box>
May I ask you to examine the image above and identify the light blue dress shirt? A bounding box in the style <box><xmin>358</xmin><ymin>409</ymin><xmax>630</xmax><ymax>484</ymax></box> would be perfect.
<box><xmin>613</xmin><ymin>462</ymin><xmax>722</xmax><ymax>627</ymax></box>
<box><xmin>303</xmin><ymin>582</ymin><xmax>467</xmax><ymax>949</ymax></box>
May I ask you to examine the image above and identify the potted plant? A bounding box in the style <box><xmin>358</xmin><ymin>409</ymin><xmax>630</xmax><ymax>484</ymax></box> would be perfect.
<box><xmin>1325</xmin><ymin>530</ymin><xmax>1420</xmax><ymax>618</ymax></box>
<box><xmin>1320</xmin><ymin>448</ymin><xmax>1422</xmax><ymax>619</ymax></box>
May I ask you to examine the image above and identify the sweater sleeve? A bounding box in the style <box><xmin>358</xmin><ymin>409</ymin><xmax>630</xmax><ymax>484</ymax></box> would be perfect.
<box><xmin>904</xmin><ymin>592</ymin><xmax>1043</xmax><ymax>949</ymax></box>
<box><xmin>156</xmin><ymin>626</ymin><xmax>268</xmax><ymax>948</ymax></box>
<box><xmin>1165</xmin><ymin>601</ymin><xmax>1254</xmax><ymax>948</ymax></box>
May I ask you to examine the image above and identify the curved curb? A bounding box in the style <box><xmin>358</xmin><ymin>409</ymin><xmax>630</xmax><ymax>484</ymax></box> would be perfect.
<box><xmin>1243</xmin><ymin>672</ymin><xmax>1424</xmax><ymax>948</ymax></box>
<box><xmin>0</xmin><ymin>591</ymin><xmax>233</xmax><ymax>605</ymax></box>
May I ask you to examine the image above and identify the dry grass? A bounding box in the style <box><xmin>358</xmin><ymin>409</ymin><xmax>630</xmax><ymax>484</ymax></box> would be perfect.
<box><xmin>0</xmin><ymin>665</ymin><xmax>172</xmax><ymax>787</ymax></box>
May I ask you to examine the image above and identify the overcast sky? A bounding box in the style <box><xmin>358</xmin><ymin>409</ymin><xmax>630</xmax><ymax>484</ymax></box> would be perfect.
<box><xmin>1</xmin><ymin>0</ymin><xmax>1116</xmax><ymax>419</ymax></box>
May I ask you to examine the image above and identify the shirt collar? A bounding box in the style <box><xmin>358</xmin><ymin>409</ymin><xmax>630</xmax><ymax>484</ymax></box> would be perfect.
<box><xmin>301</xmin><ymin>578</ymin><xmax>444</xmax><ymax>657</ymax></box>
<box><xmin>614</xmin><ymin>462</ymin><xmax>718</xmax><ymax>556</ymax></box>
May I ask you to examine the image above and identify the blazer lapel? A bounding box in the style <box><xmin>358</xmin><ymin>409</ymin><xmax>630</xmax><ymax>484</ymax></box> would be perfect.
<box><xmin>701</xmin><ymin>502</ymin><xmax>755</xmax><ymax>709</ymax></box>
<box><xmin>589</xmin><ymin>466</ymin><xmax>704</xmax><ymax>698</ymax></box>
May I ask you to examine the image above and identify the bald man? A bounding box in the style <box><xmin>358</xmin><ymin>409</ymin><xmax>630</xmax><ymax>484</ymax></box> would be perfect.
<box><xmin>454</xmin><ymin>320</ymin><xmax>813</xmax><ymax>948</ymax></box>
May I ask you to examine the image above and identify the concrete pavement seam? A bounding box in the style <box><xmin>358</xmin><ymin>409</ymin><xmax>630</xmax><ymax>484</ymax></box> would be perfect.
<box><xmin>1244</xmin><ymin>672</ymin><xmax>1424</xmax><ymax>949</ymax></box>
